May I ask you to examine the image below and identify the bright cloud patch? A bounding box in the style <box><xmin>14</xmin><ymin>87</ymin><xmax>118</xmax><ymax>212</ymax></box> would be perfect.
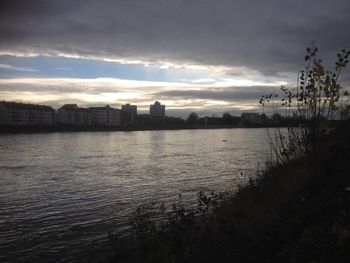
<box><xmin>0</xmin><ymin>77</ymin><xmax>282</xmax><ymax>116</ymax></box>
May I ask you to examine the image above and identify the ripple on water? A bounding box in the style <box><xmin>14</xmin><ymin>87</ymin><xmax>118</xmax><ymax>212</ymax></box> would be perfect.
<box><xmin>0</xmin><ymin>129</ymin><xmax>270</xmax><ymax>262</ymax></box>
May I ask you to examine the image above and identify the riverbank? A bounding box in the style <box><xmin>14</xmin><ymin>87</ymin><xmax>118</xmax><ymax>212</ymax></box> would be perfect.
<box><xmin>0</xmin><ymin>123</ymin><xmax>296</xmax><ymax>134</ymax></box>
<box><xmin>102</xmin><ymin>123</ymin><xmax>350</xmax><ymax>263</ymax></box>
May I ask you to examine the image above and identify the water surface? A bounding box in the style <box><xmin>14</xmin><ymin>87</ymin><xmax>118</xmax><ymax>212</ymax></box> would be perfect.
<box><xmin>0</xmin><ymin>128</ymin><xmax>270</xmax><ymax>262</ymax></box>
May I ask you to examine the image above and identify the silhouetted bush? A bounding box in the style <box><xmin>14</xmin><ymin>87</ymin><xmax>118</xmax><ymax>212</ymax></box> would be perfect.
<box><xmin>100</xmin><ymin>47</ymin><xmax>350</xmax><ymax>262</ymax></box>
<box><xmin>260</xmin><ymin>44</ymin><xmax>350</xmax><ymax>164</ymax></box>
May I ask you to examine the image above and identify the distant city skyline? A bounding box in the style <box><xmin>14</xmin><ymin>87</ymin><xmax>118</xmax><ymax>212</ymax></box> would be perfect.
<box><xmin>0</xmin><ymin>99</ymin><xmax>283</xmax><ymax>128</ymax></box>
<box><xmin>1</xmin><ymin>99</ymin><xmax>242</xmax><ymax>119</ymax></box>
<box><xmin>1</xmin><ymin>1</ymin><xmax>350</xmax><ymax>118</ymax></box>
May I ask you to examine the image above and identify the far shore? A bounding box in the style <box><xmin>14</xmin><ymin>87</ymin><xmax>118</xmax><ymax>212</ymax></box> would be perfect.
<box><xmin>0</xmin><ymin>123</ymin><xmax>294</xmax><ymax>134</ymax></box>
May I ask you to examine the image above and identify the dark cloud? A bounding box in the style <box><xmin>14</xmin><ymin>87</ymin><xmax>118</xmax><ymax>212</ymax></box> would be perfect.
<box><xmin>155</xmin><ymin>86</ymin><xmax>280</xmax><ymax>102</ymax></box>
<box><xmin>1</xmin><ymin>0</ymin><xmax>349</xmax><ymax>76</ymax></box>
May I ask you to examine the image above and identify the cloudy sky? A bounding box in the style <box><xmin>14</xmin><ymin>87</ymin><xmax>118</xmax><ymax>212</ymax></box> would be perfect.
<box><xmin>1</xmin><ymin>0</ymin><xmax>349</xmax><ymax>117</ymax></box>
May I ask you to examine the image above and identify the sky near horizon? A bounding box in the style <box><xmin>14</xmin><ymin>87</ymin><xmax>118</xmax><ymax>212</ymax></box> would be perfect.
<box><xmin>1</xmin><ymin>0</ymin><xmax>350</xmax><ymax>117</ymax></box>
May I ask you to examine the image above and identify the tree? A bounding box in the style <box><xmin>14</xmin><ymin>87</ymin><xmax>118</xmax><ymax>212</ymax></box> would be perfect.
<box><xmin>187</xmin><ymin>112</ymin><xmax>199</xmax><ymax>124</ymax></box>
<box><xmin>222</xmin><ymin>113</ymin><xmax>232</xmax><ymax>124</ymax></box>
<box><xmin>260</xmin><ymin>44</ymin><xmax>350</xmax><ymax>163</ymax></box>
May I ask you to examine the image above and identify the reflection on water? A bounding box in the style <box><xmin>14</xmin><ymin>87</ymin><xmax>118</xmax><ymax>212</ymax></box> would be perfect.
<box><xmin>0</xmin><ymin>128</ymin><xmax>269</xmax><ymax>262</ymax></box>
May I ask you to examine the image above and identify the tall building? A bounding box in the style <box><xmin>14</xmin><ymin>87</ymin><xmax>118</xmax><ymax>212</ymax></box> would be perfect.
<box><xmin>0</xmin><ymin>101</ymin><xmax>55</xmax><ymax>125</ymax></box>
<box><xmin>121</xmin><ymin>103</ymin><xmax>137</xmax><ymax>124</ymax></box>
<box><xmin>90</xmin><ymin>105</ymin><xmax>121</xmax><ymax>126</ymax></box>
<box><xmin>57</xmin><ymin>104</ymin><xmax>92</xmax><ymax>126</ymax></box>
<box><xmin>150</xmin><ymin>101</ymin><xmax>165</xmax><ymax>118</ymax></box>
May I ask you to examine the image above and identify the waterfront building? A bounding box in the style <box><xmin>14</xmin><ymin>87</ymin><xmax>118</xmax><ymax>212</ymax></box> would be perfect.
<box><xmin>0</xmin><ymin>101</ymin><xmax>55</xmax><ymax>125</ymax></box>
<box><xmin>57</xmin><ymin>104</ymin><xmax>92</xmax><ymax>126</ymax></box>
<box><xmin>149</xmin><ymin>101</ymin><xmax>165</xmax><ymax>118</ymax></box>
<box><xmin>121</xmin><ymin>103</ymin><xmax>137</xmax><ymax>124</ymax></box>
<box><xmin>90</xmin><ymin>105</ymin><xmax>121</xmax><ymax>126</ymax></box>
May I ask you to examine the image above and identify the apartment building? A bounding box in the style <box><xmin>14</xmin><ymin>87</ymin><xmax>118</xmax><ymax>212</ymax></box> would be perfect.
<box><xmin>150</xmin><ymin>101</ymin><xmax>165</xmax><ymax>118</ymax></box>
<box><xmin>0</xmin><ymin>101</ymin><xmax>55</xmax><ymax>125</ymax></box>
<box><xmin>121</xmin><ymin>103</ymin><xmax>137</xmax><ymax>124</ymax></box>
<box><xmin>57</xmin><ymin>104</ymin><xmax>92</xmax><ymax>126</ymax></box>
<box><xmin>90</xmin><ymin>105</ymin><xmax>121</xmax><ymax>126</ymax></box>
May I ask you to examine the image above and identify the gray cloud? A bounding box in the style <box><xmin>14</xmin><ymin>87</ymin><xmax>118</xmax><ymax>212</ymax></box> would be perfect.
<box><xmin>1</xmin><ymin>0</ymin><xmax>350</xmax><ymax>76</ymax></box>
<box><xmin>154</xmin><ymin>86</ymin><xmax>280</xmax><ymax>102</ymax></box>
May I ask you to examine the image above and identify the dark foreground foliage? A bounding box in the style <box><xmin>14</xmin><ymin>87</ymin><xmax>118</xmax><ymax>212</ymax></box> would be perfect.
<box><xmin>94</xmin><ymin>122</ymin><xmax>350</xmax><ymax>263</ymax></box>
<box><xmin>89</xmin><ymin>46</ymin><xmax>350</xmax><ymax>263</ymax></box>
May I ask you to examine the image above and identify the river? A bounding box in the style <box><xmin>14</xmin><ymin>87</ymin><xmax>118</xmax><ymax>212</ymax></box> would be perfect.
<box><xmin>0</xmin><ymin>128</ymin><xmax>270</xmax><ymax>262</ymax></box>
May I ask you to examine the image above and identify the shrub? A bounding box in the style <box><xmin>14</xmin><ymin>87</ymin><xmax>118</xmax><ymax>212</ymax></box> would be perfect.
<box><xmin>260</xmin><ymin>44</ymin><xmax>350</xmax><ymax>163</ymax></box>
